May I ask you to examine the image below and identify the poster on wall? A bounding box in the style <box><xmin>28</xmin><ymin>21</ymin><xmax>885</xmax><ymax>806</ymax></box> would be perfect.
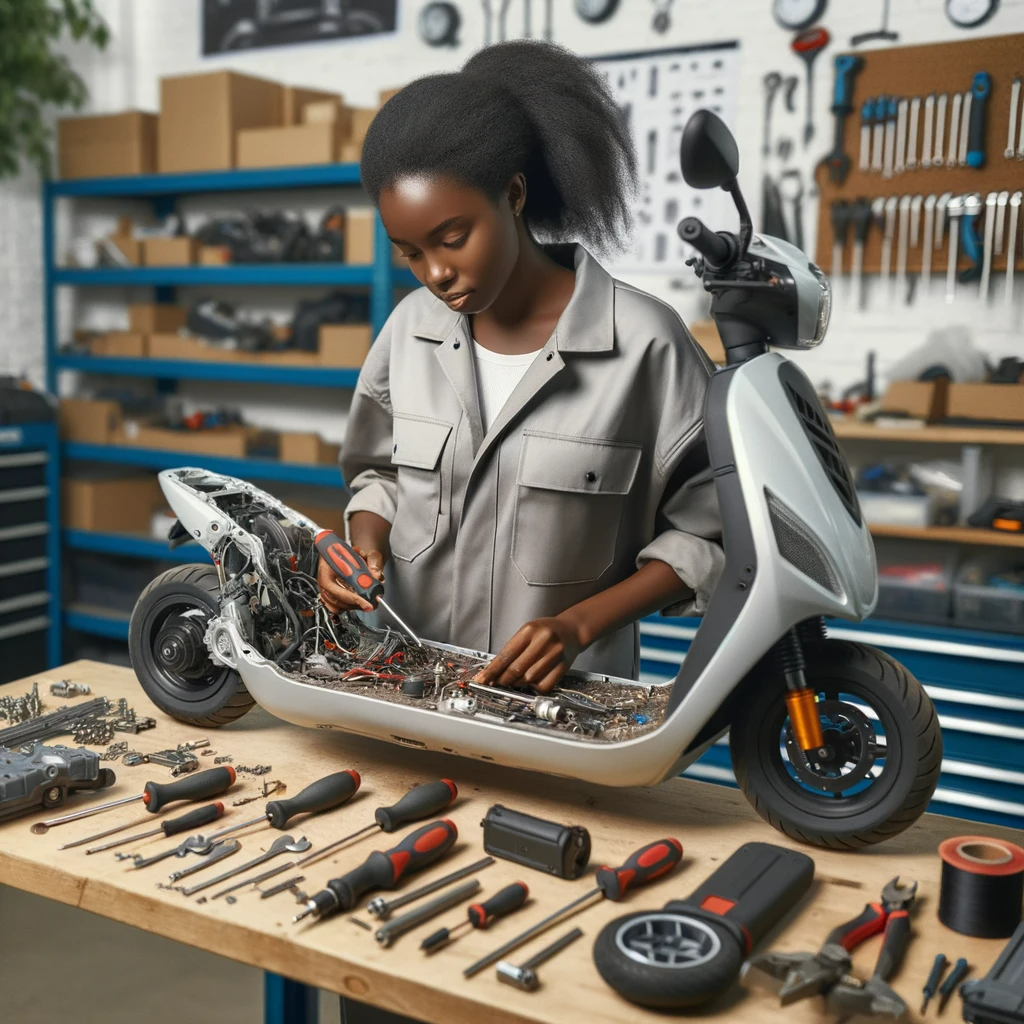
<box><xmin>202</xmin><ymin>0</ymin><xmax>397</xmax><ymax>55</ymax></box>
<box><xmin>593</xmin><ymin>41</ymin><xmax>740</xmax><ymax>276</ymax></box>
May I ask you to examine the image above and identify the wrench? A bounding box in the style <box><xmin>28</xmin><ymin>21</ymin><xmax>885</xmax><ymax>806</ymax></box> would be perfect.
<box><xmin>881</xmin><ymin>195</ymin><xmax>898</xmax><ymax>298</ymax></box>
<box><xmin>922</xmin><ymin>93</ymin><xmax>935</xmax><ymax>169</ymax></box>
<box><xmin>933</xmin><ymin>93</ymin><xmax>948</xmax><ymax>168</ymax></box>
<box><xmin>883</xmin><ymin>97</ymin><xmax>897</xmax><ymax>179</ymax></box>
<box><xmin>895</xmin><ymin>195</ymin><xmax>911</xmax><ymax>300</ymax></box>
<box><xmin>1018</xmin><ymin>86</ymin><xmax>1024</xmax><ymax>160</ymax></box>
<box><xmin>906</xmin><ymin>96</ymin><xmax>920</xmax><ymax>170</ymax></box>
<box><xmin>1007</xmin><ymin>77</ymin><xmax>1021</xmax><ymax>159</ymax></box>
<box><xmin>1006</xmin><ymin>191</ymin><xmax>1022</xmax><ymax>307</ymax></box>
<box><xmin>946</xmin><ymin>195</ymin><xmax>965</xmax><ymax>303</ymax></box>
<box><xmin>859</xmin><ymin>98</ymin><xmax>874</xmax><ymax>172</ymax></box>
<box><xmin>894</xmin><ymin>98</ymin><xmax>908</xmax><ymax>174</ymax></box>
<box><xmin>980</xmin><ymin>191</ymin><xmax>998</xmax><ymax>301</ymax></box>
<box><xmin>167</xmin><ymin>839</ymin><xmax>241</xmax><ymax>883</ymax></box>
<box><xmin>181</xmin><ymin>834</ymin><xmax>312</xmax><ymax>897</ymax></box>
<box><xmin>994</xmin><ymin>190</ymin><xmax>1009</xmax><ymax>256</ymax></box>
<box><xmin>909</xmin><ymin>194</ymin><xmax>924</xmax><ymax>249</ymax></box>
<box><xmin>959</xmin><ymin>89</ymin><xmax>973</xmax><ymax>167</ymax></box>
<box><xmin>947</xmin><ymin>92</ymin><xmax>962</xmax><ymax>168</ymax></box>
<box><xmin>935</xmin><ymin>191</ymin><xmax>953</xmax><ymax>250</ymax></box>
<box><xmin>872</xmin><ymin>95</ymin><xmax>887</xmax><ymax>172</ymax></box>
<box><xmin>921</xmin><ymin>194</ymin><xmax>937</xmax><ymax>295</ymax></box>
<box><xmin>762</xmin><ymin>73</ymin><xmax>783</xmax><ymax>158</ymax></box>
<box><xmin>852</xmin><ymin>198</ymin><xmax>875</xmax><ymax>310</ymax></box>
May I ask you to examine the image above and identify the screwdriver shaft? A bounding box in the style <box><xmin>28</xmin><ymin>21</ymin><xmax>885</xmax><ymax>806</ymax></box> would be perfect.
<box><xmin>57</xmin><ymin>813</ymin><xmax>151</xmax><ymax>850</ymax></box>
<box><xmin>295</xmin><ymin>822</ymin><xmax>379</xmax><ymax>867</ymax></box>
<box><xmin>377</xmin><ymin>598</ymin><xmax>423</xmax><ymax>646</ymax></box>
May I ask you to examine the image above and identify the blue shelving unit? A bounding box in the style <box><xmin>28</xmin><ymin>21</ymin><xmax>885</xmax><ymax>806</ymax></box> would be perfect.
<box><xmin>45</xmin><ymin>162</ymin><xmax>409</xmax><ymax>652</ymax></box>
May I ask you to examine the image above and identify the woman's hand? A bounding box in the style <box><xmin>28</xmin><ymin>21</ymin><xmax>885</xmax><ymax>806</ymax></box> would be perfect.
<box><xmin>474</xmin><ymin>615</ymin><xmax>586</xmax><ymax>693</ymax></box>
<box><xmin>318</xmin><ymin>547</ymin><xmax>385</xmax><ymax>614</ymax></box>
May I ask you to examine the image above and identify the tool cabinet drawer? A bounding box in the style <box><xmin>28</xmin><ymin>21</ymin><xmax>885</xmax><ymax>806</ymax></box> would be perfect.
<box><xmin>0</xmin><ymin>451</ymin><xmax>48</xmax><ymax>493</ymax></box>
<box><xmin>0</xmin><ymin>524</ymin><xmax>48</xmax><ymax>566</ymax></box>
<box><xmin>0</xmin><ymin>488</ymin><xmax>48</xmax><ymax>530</ymax></box>
<box><xmin>0</xmin><ymin>558</ymin><xmax>49</xmax><ymax>602</ymax></box>
<box><xmin>0</xmin><ymin>613</ymin><xmax>48</xmax><ymax>686</ymax></box>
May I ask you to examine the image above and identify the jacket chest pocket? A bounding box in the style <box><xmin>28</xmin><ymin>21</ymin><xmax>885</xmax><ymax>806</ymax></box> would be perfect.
<box><xmin>512</xmin><ymin>431</ymin><xmax>642</xmax><ymax>586</ymax></box>
<box><xmin>390</xmin><ymin>413</ymin><xmax>453</xmax><ymax>562</ymax></box>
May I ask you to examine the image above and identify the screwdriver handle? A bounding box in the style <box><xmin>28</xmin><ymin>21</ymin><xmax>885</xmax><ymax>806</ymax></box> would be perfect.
<box><xmin>375</xmin><ymin>779</ymin><xmax>458</xmax><ymax>832</ymax></box>
<box><xmin>596</xmin><ymin>838</ymin><xmax>682</xmax><ymax>901</ymax></box>
<box><xmin>142</xmin><ymin>766</ymin><xmax>236</xmax><ymax>813</ymax></box>
<box><xmin>827</xmin><ymin>902</ymin><xmax>888</xmax><ymax>951</ymax></box>
<box><xmin>468</xmin><ymin>882</ymin><xmax>529</xmax><ymax>929</ymax></box>
<box><xmin>315</xmin><ymin>531</ymin><xmax>383</xmax><ymax>605</ymax></box>
<box><xmin>265</xmin><ymin>770</ymin><xmax>360</xmax><ymax>828</ymax></box>
<box><xmin>326</xmin><ymin>819</ymin><xmax>458</xmax><ymax>912</ymax></box>
<box><xmin>162</xmin><ymin>802</ymin><xmax>225</xmax><ymax>836</ymax></box>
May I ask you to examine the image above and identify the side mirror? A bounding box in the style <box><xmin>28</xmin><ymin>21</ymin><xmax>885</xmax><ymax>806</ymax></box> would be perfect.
<box><xmin>679</xmin><ymin>109</ymin><xmax>739</xmax><ymax>189</ymax></box>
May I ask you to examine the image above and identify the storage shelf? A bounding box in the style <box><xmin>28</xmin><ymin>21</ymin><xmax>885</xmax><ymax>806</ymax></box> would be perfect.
<box><xmin>64</xmin><ymin>529</ymin><xmax>210</xmax><ymax>563</ymax></box>
<box><xmin>869</xmin><ymin>523</ymin><xmax>1024</xmax><ymax>548</ymax></box>
<box><xmin>62</xmin><ymin>443</ymin><xmax>345</xmax><ymax>487</ymax></box>
<box><xmin>833</xmin><ymin>420</ymin><xmax>1024</xmax><ymax>446</ymax></box>
<box><xmin>65</xmin><ymin>604</ymin><xmax>130</xmax><ymax>641</ymax></box>
<box><xmin>55</xmin><ymin>265</ymin><xmax>378</xmax><ymax>287</ymax></box>
<box><xmin>46</xmin><ymin>163</ymin><xmax>364</xmax><ymax>198</ymax></box>
<box><xmin>55</xmin><ymin>354</ymin><xmax>361</xmax><ymax>387</ymax></box>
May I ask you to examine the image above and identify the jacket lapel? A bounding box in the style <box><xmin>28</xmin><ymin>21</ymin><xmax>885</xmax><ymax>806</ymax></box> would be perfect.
<box><xmin>433</xmin><ymin>317</ymin><xmax>485</xmax><ymax>454</ymax></box>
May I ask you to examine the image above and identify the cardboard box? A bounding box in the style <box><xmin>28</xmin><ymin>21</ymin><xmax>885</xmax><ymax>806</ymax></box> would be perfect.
<box><xmin>127</xmin><ymin>424</ymin><xmax>270</xmax><ymax>459</ymax></box>
<box><xmin>149</xmin><ymin>333</ymin><xmax>320</xmax><ymax>367</ymax></box>
<box><xmin>319</xmin><ymin>324</ymin><xmax>372</xmax><ymax>367</ymax></box>
<box><xmin>58</xmin><ymin>111</ymin><xmax>157</xmax><ymax>179</ymax></box>
<box><xmin>143</xmin><ymin>236</ymin><xmax>198</xmax><ymax>266</ymax></box>
<box><xmin>59</xmin><ymin>399</ymin><xmax>123</xmax><ymax>445</ymax></box>
<box><xmin>348</xmin><ymin>107</ymin><xmax>377</xmax><ymax>145</ymax></box>
<box><xmin>279</xmin><ymin>494</ymin><xmax>345</xmax><ymax>531</ymax></box>
<box><xmin>105</xmin><ymin>217</ymin><xmax>141</xmax><ymax>266</ymax></box>
<box><xmin>379</xmin><ymin>87</ymin><xmax>403</xmax><ymax>105</ymax></box>
<box><xmin>947</xmin><ymin>383</ymin><xmax>1024</xmax><ymax>423</ymax></box>
<box><xmin>89</xmin><ymin>332</ymin><xmax>148</xmax><ymax>358</ymax></box>
<box><xmin>339</xmin><ymin>142</ymin><xmax>362</xmax><ymax>164</ymax></box>
<box><xmin>880</xmin><ymin>380</ymin><xmax>948</xmax><ymax>422</ymax></box>
<box><xmin>282</xmin><ymin>86</ymin><xmax>343</xmax><ymax>125</ymax></box>
<box><xmin>199</xmin><ymin>245</ymin><xmax>232</xmax><ymax>266</ymax></box>
<box><xmin>63</xmin><ymin>476</ymin><xmax>162</xmax><ymax>533</ymax></box>
<box><xmin>687</xmin><ymin>320</ymin><xmax>725</xmax><ymax>365</ymax></box>
<box><xmin>344</xmin><ymin>208</ymin><xmax>375</xmax><ymax>264</ymax></box>
<box><xmin>300</xmin><ymin>99</ymin><xmax>351</xmax><ymax>141</ymax></box>
<box><xmin>129</xmin><ymin>303</ymin><xmax>187</xmax><ymax>334</ymax></box>
<box><xmin>158</xmin><ymin>70</ymin><xmax>284</xmax><ymax>173</ymax></box>
<box><xmin>280</xmin><ymin>432</ymin><xmax>341</xmax><ymax>465</ymax></box>
<box><xmin>237</xmin><ymin>123</ymin><xmax>337</xmax><ymax>169</ymax></box>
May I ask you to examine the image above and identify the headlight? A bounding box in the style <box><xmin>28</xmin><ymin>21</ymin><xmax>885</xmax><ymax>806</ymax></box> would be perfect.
<box><xmin>807</xmin><ymin>261</ymin><xmax>831</xmax><ymax>346</ymax></box>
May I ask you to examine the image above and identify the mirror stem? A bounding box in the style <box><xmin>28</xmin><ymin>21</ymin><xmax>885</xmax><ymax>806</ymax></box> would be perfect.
<box><xmin>725</xmin><ymin>179</ymin><xmax>753</xmax><ymax>257</ymax></box>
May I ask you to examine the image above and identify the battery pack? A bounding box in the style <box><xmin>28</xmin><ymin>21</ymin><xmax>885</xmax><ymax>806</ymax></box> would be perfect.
<box><xmin>481</xmin><ymin>804</ymin><xmax>591</xmax><ymax>880</ymax></box>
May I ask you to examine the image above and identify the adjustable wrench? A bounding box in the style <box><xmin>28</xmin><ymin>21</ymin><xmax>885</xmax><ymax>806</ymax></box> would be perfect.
<box><xmin>947</xmin><ymin>92</ymin><xmax>962</xmax><ymax>168</ymax></box>
<box><xmin>959</xmin><ymin>89</ymin><xmax>973</xmax><ymax>167</ymax></box>
<box><xmin>894</xmin><ymin>98</ymin><xmax>908</xmax><ymax>174</ymax></box>
<box><xmin>921</xmin><ymin>93</ymin><xmax>935</xmax><ymax>169</ymax></box>
<box><xmin>880</xmin><ymin>195</ymin><xmax>898</xmax><ymax>298</ymax></box>
<box><xmin>883</xmin><ymin>97</ymin><xmax>898</xmax><ymax>179</ymax></box>
<box><xmin>895</xmin><ymin>195</ymin><xmax>911</xmax><ymax>300</ymax></box>
<box><xmin>906</xmin><ymin>96</ymin><xmax>921</xmax><ymax>170</ymax></box>
<box><xmin>1006</xmin><ymin>191</ymin><xmax>1022</xmax><ymax>307</ymax></box>
<box><xmin>994</xmin><ymin>190</ymin><xmax>1009</xmax><ymax>256</ymax></box>
<box><xmin>946</xmin><ymin>195</ymin><xmax>965</xmax><ymax>302</ymax></box>
<box><xmin>933</xmin><ymin>93</ymin><xmax>948</xmax><ymax>168</ymax></box>
<box><xmin>959</xmin><ymin>192</ymin><xmax>985</xmax><ymax>292</ymax></box>
<box><xmin>167</xmin><ymin>838</ymin><xmax>241</xmax><ymax>883</ymax></box>
<box><xmin>980</xmin><ymin>191</ymin><xmax>998</xmax><ymax>301</ymax></box>
<box><xmin>921</xmin><ymin>194</ymin><xmax>937</xmax><ymax>295</ymax></box>
<box><xmin>872</xmin><ymin>95</ymin><xmax>887</xmax><ymax>172</ymax></box>
<box><xmin>762</xmin><ymin>72</ymin><xmax>783</xmax><ymax>158</ymax></box>
<box><xmin>1007</xmin><ymin>77</ymin><xmax>1021</xmax><ymax>160</ymax></box>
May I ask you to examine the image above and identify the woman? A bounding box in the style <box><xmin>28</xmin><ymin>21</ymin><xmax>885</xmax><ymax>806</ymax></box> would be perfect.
<box><xmin>318</xmin><ymin>40</ymin><xmax>724</xmax><ymax>693</ymax></box>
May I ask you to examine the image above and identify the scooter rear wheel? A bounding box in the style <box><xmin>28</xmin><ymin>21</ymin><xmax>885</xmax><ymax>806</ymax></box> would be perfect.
<box><xmin>730</xmin><ymin>639</ymin><xmax>942</xmax><ymax>849</ymax></box>
<box><xmin>129</xmin><ymin>564</ymin><xmax>255</xmax><ymax>728</ymax></box>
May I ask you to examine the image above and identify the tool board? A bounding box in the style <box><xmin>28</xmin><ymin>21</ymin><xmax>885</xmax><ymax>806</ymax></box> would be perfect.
<box><xmin>593</xmin><ymin>41</ymin><xmax>740</xmax><ymax>276</ymax></box>
<box><xmin>814</xmin><ymin>32</ymin><xmax>1024</xmax><ymax>276</ymax></box>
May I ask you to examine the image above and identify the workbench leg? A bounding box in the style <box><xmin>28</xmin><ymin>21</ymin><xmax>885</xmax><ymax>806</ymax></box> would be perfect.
<box><xmin>264</xmin><ymin>973</ymin><xmax>319</xmax><ymax>1024</ymax></box>
<box><xmin>339</xmin><ymin>998</ymin><xmax>418</xmax><ymax>1023</ymax></box>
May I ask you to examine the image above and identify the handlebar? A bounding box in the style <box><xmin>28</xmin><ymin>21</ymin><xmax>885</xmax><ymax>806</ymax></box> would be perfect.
<box><xmin>677</xmin><ymin>216</ymin><xmax>735</xmax><ymax>268</ymax></box>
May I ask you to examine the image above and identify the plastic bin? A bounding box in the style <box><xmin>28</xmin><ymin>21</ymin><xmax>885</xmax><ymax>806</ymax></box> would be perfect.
<box><xmin>954</xmin><ymin>558</ymin><xmax>1024</xmax><ymax>635</ymax></box>
<box><xmin>875</xmin><ymin>550</ymin><xmax>956</xmax><ymax>625</ymax></box>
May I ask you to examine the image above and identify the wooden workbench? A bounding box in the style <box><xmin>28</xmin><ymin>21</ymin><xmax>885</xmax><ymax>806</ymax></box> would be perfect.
<box><xmin>1</xmin><ymin>661</ymin><xmax>1021</xmax><ymax>1024</ymax></box>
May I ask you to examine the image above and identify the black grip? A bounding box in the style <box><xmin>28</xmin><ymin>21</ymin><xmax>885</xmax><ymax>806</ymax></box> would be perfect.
<box><xmin>142</xmin><ymin>766</ymin><xmax>236</xmax><ymax>812</ymax></box>
<box><xmin>266</xmin><ymin>770</ymin><xmax>360</xmax><ymax>828</ymax></box>
<box><xmin>874</xmin><ymin>909</ymin><xmax>911</xmax><ymax>982</ymax></box>
<box><xmin>468</xmin><ymin>882</ymin><xmax>529</xmax><ymax>929</ymax></box>
<box><xmin>667</xmin><ymin>842</ymin><xmax>815</xmax><ymax>948</ymax></box>
<box><xmin>375</xmin><ymin>779</ymin><xmax>457</xmax><ymax>832</ymax></box>
<box><xmin>161</xmin><ymin>802</ymin><xmax>224</xmax><ymax>836</ymax></box>
<box><xmin>677</xmin><ymin>217</ymin><xmax>733</xmax><ymax>266</ymax></box>
<box><xmin>830</xmin><ymin>199</ymin><xmax>851</xmax><ymax>243</ymax></box>
<box><xmin>966</xmin><ymin>71</ymin><xmax>991</xmax><ymax>169</ymax></box>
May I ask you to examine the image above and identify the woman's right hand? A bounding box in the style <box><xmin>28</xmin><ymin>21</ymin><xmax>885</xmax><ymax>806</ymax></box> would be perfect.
<box><xmin>317</xmin><ymin>548</ymin><xmax>385</xmax><ymax>615</ymax></box>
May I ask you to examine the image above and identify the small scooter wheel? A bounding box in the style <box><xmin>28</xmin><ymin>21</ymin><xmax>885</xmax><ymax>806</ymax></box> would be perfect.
<box><xmin>592</xmin><ymin>910</ymin><xmax>743</xmax><ymax>1008</ymax></box>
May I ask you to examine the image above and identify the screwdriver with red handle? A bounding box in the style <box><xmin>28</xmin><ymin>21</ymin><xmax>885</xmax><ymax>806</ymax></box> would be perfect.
<box><xmin>293</xmin><ymin>819</ymin><xmax>458</xmax><ymax>923</ymax></box>
<box><xmin>421</xmin><ymin>881</ymin><xmax>530</xmax><ymax>953</ymax></box>
<box><xmin>463</xmin><ymin>838</ymin><xmax>683</xmax><ymax>978</ymax></box>
<box><xmin>314</xmin><ymin>530</ymin><xmax>423</xmax><ymax>645</ymax></box>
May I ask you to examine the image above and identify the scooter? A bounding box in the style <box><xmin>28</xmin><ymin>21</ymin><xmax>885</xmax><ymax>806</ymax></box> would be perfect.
<box><xmin>130</xmin><ymin>110</ymin><xmax>941</xmax><ymax>850</ymax></box>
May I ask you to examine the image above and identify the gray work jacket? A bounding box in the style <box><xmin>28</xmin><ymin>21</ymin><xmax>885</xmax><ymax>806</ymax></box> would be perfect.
<box><xmin>342</xmin><ymin>244</ymin><xmax>724</xmax><ymax>679</ymax></box>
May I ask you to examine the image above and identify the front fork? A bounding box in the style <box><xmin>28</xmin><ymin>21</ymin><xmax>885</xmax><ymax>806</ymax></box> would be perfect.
<box><xmin>777</xmin><ymin>621</ymin><xmax>825</xmax><ymax>753</ymax></box>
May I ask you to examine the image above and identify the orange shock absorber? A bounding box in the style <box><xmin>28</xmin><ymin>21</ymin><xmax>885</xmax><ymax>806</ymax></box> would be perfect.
<box><xmin>786</xmin><ymin>687</ymin><xmax>824</xmax><ymax>752</ymax></box>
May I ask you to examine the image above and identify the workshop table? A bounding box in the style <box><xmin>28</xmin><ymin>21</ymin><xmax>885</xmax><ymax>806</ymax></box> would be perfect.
<box><xmin>1</xmin><ymin>661</ymin><xmax>1022</xmax><ymax>1024</ymax></box>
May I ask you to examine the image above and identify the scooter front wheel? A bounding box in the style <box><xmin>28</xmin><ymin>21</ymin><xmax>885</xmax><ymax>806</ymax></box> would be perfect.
<box><xmin>129</xmin><ymin>563</ymin><xmax>255</xmax><ymax>728</ymax></box>
<box><xmin>730</xmin><ymin>639</ymin><xmax>942</xmax><ymax>849</ymax></box>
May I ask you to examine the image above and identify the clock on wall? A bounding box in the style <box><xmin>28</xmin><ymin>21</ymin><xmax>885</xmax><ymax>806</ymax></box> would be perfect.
<box><xmin>945</xmin><ymin>0</ymin><xmax>999</xmax><ymax>28</ymax></box>
<box><xmin>575</xmin><ymin>0</ymin><xmax>620</xmax><ymax>24</ymax></box>
<box><xmin>772</xmin><ymin>0</ymin><xmax>827</xmax><ymax>31</ymax></box>
<box><xmin>419</xmin><ymin>1</ymin><xmax>460</xmax><ymax>46</ymax></box>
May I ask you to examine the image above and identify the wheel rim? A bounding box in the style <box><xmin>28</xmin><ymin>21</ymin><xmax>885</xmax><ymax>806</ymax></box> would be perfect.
<box><xmin>139</xmin><ymin>589</ymin><xmax>234</xmax><ymax>704</ymax></box>
<box><xmin>613</xmin><ymin>914</ymin><xmax>722</xmax><ymax>970</ymax></box>
<box><xmin>759</xmin><ymin>681</ymin><xmax>902</xmax><ymax>818</ymax></box>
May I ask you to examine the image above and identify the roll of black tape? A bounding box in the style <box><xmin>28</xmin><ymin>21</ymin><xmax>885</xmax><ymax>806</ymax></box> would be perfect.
<box><xmin>938</xmin><ymin>835</ymin><xmax>1024</xmax><ymax>939</ymax></box>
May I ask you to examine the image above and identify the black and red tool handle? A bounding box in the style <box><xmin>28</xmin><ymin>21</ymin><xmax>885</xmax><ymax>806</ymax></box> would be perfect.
<box><xmin>142</xmin><ymin>766</ymin><xmax>236</xmax><ymax>813</ymax></box>
<box><xmin>315</xmin><ymin>530</ymin><xmax>383</xmax><ymax>605</ymax></box>
<box><xmin>468</xmin><ymin>882</ymin><xmax>530</xmax><ymax>929</ymax></box>
<box><xmin>596</xmin><ymin>838</ymin><xmax>683</xmax><ymax>901</ymax></box>
<box><xmin>375</xmin><ymin>779</ymin><xmax>457</xmax><ymax>832</ymax></box>
<box><xmin>161</xmin><ymin>802</ymin><xmax>224</xmax><ymax>836</ymax></box>
<box><xmin>314</xmin><ymin>819</ymin><xmax>458</xmax><ymax>918</ymax></box>
<box><xmin>265</xmin><ymin>770</ymin><xmax>360</xmax><ymax>828</ymax></box>
<box><xmin>873</xmin><ymin>908</ymin><xmax>912</xmax><ymax>982</ymax></box>
<box><xmin>826</xmin><ymin>901</ymin><xmax>888</xmax><ymax>952</ymax></box>
<box><xmin>667</xmin><ymin>841</ymin><xmax>815</xmax><ymax>953</ymax></box>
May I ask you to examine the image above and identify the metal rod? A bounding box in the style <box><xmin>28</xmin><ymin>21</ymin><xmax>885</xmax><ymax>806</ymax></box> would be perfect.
<box><xmin>57</xmin><ymin>813</ymin><xmax>152</xmax><ymax>851</ymax></box>
<box><xmin>260</xmin><ymin>875</ymin><xmax>305</xmax><ymax>899</ymax></box>
<box><xmin>367</xmin><ymin>857</ymin><xmax>495</xmax><ymax>919</ymax></box>
<box><xmin>31</xmin><ymin>793</ymin><xmax>139</xmax><ymax>833</ymax></box>
<box><xmin>294</xmin><ymin>822</ymin><xmax>379</xmax><ymax>867</ymax></box>
<box><xmin>521</xmin><ymin>927</ymin><xmax>585</xmax><ymax>970</ymax></box>
<box><xmin>375</xmin><ymin>881</ymin><xmax>481</xmax><ymax>947</ymax></box>
<box><xmin>377</xmin><ymin>597</ymin><xmax>423</xmax><ymax>647</ymax></box>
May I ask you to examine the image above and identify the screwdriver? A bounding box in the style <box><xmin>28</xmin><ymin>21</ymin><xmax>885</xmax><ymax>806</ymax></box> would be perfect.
<box><xmin>463</xmin><ymin>837</ymin><xmax>683</xmax><ymax>978</ymax></box>
<box><xmin>294</xmin><ymin>819</ymin><xmax>458</xmax><ymax>924</ymax></box>
<box><xmin>421</xmin><ymin>881</ymin><xmax>530</xmax><ymax>953</ymax></box>
<box><xmin>314</xmin><ymin>530</ymin><xmax>423</xmax><ymax>645</ymax></box>
<box><xmin>921</xmin><ymin>952</ymin><xmax>949</xmax><ymax>1014</ymax></box>
<box><xmin>74</xmin><ymin>803</ymin><xmax>226</xmax><ymax>854</ymax></box>
<box><xmin>31</xmin><ymin>766</ymin><xmax>237</xmax><ymax>834</ymax></box>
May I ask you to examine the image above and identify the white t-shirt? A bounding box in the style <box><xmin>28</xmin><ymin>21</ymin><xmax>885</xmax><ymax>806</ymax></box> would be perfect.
<box><xmin>471</xmin><ymin>340</ymin><xmax>543</xmax><ymax>431</ymax></box>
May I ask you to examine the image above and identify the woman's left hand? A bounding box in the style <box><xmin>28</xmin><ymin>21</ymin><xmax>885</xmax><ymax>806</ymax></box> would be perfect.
<box><xmin>474</xmin><ymin>616</ymin><xmax>585</xmax><ymax>693</ymax></box>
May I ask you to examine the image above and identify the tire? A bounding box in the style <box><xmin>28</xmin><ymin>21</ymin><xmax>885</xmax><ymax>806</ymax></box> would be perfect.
<box><xmin>593</xmin><ymin>910</ymin><xmax>743</xmax><ymax>1008</ymax></box>
<box><xmin>730</xmin><ymin>639</ymin><xmax>942</xmax><ymax>850</ymax></box>
<box><xmin>129</xmin><ymin>563</ymin><xmax>255</xmax><ymax>728</ymax></box>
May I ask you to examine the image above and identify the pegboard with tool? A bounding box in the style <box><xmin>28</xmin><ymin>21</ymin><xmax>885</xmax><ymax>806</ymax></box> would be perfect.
<box><xmin>815</xmin><ymin>32</ymin><xmax>1024</xmax><ymax>310</ymax></box>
